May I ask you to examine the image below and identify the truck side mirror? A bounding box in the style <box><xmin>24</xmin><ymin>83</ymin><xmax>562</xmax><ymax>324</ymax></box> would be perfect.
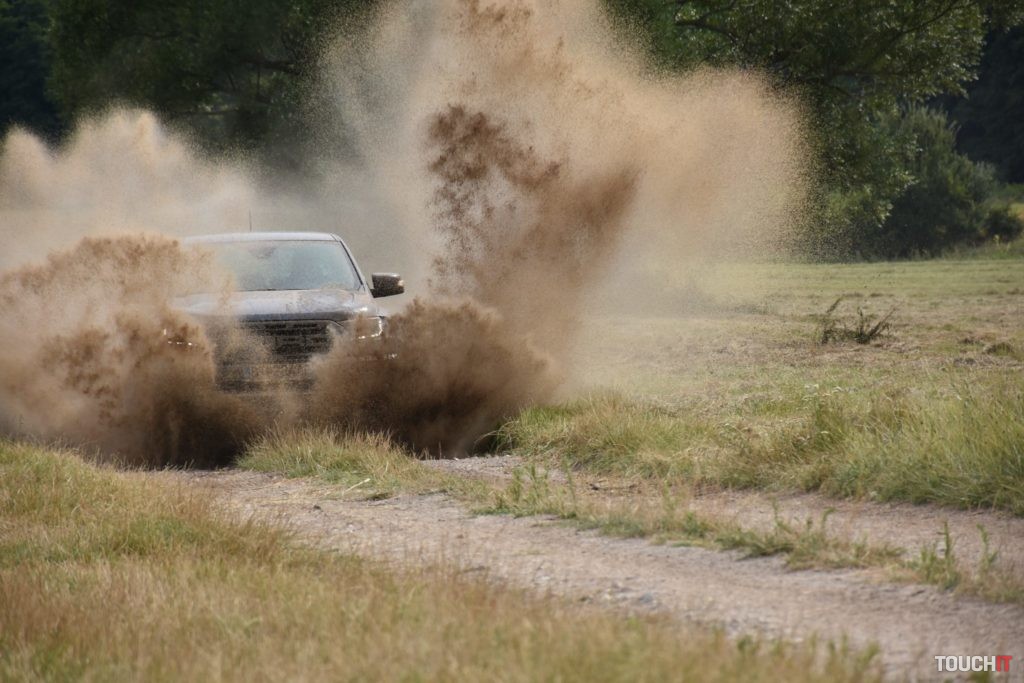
<box><xmin>370</xmin><ymin>273</ymin><xmax>404</xmax><ymax>297</ymax></box>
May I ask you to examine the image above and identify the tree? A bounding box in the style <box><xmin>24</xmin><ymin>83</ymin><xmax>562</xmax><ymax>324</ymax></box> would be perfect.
<box><xmin>47</xmin><ymin>0</ymin><xmax>373</xmax><ymax>159</ymax></box>
<box><xmin>0</xmin><ymin>0</ymin><xmax>63</xmax><ymax>139</ymax></box>
<box><xmin>610</xmin><ymin>1</ymin><xmax>1010</xmax><ymax>179</ymax></box>
<box><xmin>606</xmin><ymin>0</ymin><xmax>1024</xmax><ymax>255</ymax></box>
<box><xmin>879</xmin><ymin>108</ymin><xmax>1020</xmax><ymax>256</ymax></box>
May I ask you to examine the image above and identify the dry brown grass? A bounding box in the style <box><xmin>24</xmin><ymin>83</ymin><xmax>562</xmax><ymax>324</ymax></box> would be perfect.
<box><xmin>0</xmin><ymin>440</ymin><xmax>883</xmax><ymax>682</ymax></box>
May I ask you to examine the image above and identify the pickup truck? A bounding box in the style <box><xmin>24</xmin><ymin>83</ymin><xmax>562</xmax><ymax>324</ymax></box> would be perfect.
<box><xmin>174</xmin><ymin>231</ymin><xmax>403</xmax><ymax>391</ymax></box>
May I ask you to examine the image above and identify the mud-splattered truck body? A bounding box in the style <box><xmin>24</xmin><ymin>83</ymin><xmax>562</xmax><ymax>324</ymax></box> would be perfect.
<box><xmin>176</xmin><ymin>232</ymin><xmax>403</xmax><ymax>391</ymax></box>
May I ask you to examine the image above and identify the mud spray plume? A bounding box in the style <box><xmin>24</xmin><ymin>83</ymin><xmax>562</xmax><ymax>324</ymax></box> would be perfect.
<box><xmin>0</xmin><ymin>110</ymin><xmax>258</xmax><ymax>270</ymax></box>
<box><xmin>309</xmin><ymin>0</ymin><xmax>808</xmax><ymax>452</ymax></box>
<box><xmin>0</xmin><ymin>236</ymin><xmax>264</xmax><ymax>466</ymax></box>
<box><xmin>0</xmin><ymin>0</ymin><xmax>807</xmax><ymax>463</ymax></box>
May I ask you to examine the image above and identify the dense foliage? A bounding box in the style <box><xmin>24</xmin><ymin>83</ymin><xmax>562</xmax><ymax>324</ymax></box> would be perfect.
<box><xmin>875</xmin><ymin>108</ymin><xmax>1019</xmax><ymax>256</ymax></box>
<box><xmin>608</xmin><ymin>0</ymin><xmax>1024</xmax><ymax>257</ymax></box>
<box><xmin>0</xmin><ymin>0</ymin><xmax>61</xmax><ymax>139</ymax></box>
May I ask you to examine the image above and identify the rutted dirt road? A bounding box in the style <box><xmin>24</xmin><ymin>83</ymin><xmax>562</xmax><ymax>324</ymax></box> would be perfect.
<box><xmin>174</xmin><ymin>467</ymin><xmax>1024</xmax><ymax>681</ymax></box>
<box><xmin>425</xmin><ymin>455</ymin><xmax>1024</xmax><ymax>576</ymax></box>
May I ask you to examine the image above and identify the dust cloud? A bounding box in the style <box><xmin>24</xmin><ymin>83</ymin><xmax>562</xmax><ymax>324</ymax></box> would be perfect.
<box><xmin>0</xmin><ymin>235</ymin><xmax>264</xmax><ymax>466</ymax></box>
<box><xmin>0</xmin><ymin>0</ymin><xmax>807</xmax><ymax>462</ymax></box>
<box><xmin>0</xmin><ymin>111</ymin><xmax>258</xmax><ymax>270</ymax></box>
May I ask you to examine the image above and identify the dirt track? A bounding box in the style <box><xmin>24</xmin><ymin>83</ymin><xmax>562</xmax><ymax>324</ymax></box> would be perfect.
<box><xmin>426</xmin><ymin>455</ymin><xmax>1024</xmax><ymax>576</ymax></box>
<box><xmin>175</xmin><ymin>467</ymin><xmax>1024</xmax><ymax>681</ymax></box>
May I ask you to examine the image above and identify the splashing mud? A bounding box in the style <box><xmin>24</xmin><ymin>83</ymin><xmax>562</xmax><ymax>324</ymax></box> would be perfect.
<box><xmin>0</xmin><ymin>0</ymin><xmax>807</xmax><ymax>463</ymax></box>
<box><xmin>0</xmin><ymin>236</ymin><xmax>263</xmax><ymax>466</ymax></box>
<box><xmin>311</xmin><ymin>299</ymin><xmax>555</xmax><ymax>453</ymax></box>
<box><xmin>426</xmin><ymin>104</ymin><xmax>638</xmax><ymax>344</ymax></box>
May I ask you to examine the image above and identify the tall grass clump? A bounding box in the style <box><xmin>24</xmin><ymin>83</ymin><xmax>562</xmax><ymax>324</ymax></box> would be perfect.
<box><xmin>494</xmin><ymin>394</ymin><xmax>714</xmax><ymax>479</ymax></box>
<box><xmin>241</xmin><ymin>427</ymin><xmax>407</xmax><ymax>483</ymax></box>
<box><xmin>498</xmin><ymin>382</ymin><xmax>1024</xmax><ymax>515</ymax></box>
<box><xmin>707</xmin><ymin>382</ymin><xmax>1024</xmax><ymax>513</ymax></box>
<box><xmin>816</xmin><ymin>384</ymin><xmax>1024</xmax><ymax>512</ymax></box>
<box><xmin>238</xmin><ymin>426</ymin><xmax>490</xmax><ymax>499</ymax></box>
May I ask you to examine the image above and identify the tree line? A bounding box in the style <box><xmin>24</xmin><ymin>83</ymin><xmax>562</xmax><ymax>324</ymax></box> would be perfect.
<box><xmin>2</xmin><ymin>0</ymin><xmax>1023</xmax><ymax>258</ymax></box>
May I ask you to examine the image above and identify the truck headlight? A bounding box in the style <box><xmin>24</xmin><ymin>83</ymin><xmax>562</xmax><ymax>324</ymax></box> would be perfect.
<box><xmin>354</xmin><ymin>316</ymin><xmax>386</xmax><ymax>339</ymax></box>
<box><xmin>334</xmin><ymin>316</ymin><xmax>386</xmax><ymax>341</ymax></box>
<box><xmin>162</xmin><ymin>327</ymin><xmax>196</xmax><ymax>348</ymax></box>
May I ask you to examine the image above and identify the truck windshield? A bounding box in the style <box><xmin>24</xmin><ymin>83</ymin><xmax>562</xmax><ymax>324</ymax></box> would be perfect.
<box><xmin>203</xmin><ymin>240</ymin><xmax>361</xmax><ymax>292</ymax></box>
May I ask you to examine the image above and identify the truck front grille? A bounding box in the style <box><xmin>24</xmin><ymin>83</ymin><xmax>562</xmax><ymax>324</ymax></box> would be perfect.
<box><xmin>243</xmin><ymin>320</ymin><xmax>335</xmax><ymax>363</ymax></box>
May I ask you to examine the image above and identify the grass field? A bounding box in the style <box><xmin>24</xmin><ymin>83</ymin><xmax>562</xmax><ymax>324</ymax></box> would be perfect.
<box><xmin>0</xmin><ymin>440</ymin><xmax>883</xmax><ymax>682</ymax></box>
<box><xmin>536</xmin><ymin>257</ymin><xmax>1024</xmax><ymax>513</ymax></box>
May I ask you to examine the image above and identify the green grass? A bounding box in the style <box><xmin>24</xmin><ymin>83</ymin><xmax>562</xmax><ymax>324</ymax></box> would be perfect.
<box><xmin>902</xmin><ymin>523</ymin><xmax>1024</xmax><ymax>604</ymax></box>
<box><xmin>497</xmin><ymin>380</ymin><xmax>1024</xmax><ymax>515</ymax></box>
<box><xmin>533</xmin><ymin>257</ymin><xmax>1024</xmax><ymax>515</ymax></box>
<box><xmin>243</xmin><ymin>427</ymin><xmax>434</xmax><ymax>490</ymax></box>
<box><xmin>0</xmin><ymin>439</ymin><xmax>885</xmax><ymax>682</ymax></box>
<box><xmin>493</xmin><ymin>395</ymin><xmax>714</xmax><ymax>479</ymax></box>
<box><xmin>782</xmin><ymin>383</ymin><xmax>1024</xmax><ymax>511</ymax></box>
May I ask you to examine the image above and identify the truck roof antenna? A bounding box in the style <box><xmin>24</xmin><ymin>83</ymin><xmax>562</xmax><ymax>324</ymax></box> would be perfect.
<box><xmin>248</xmin><ymin>210</ymin><xmax>253</xmax><ymax>232</ymax></box>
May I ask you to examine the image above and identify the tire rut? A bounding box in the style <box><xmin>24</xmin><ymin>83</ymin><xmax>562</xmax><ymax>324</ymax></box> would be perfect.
<box><xmin>424</xmin><ymin>455</ymin><xmax>1024</xmax><ymax>578</ymax></box>
<box><xmin>171</xmin><ymin>469</ymin><xmax>1024</xmax><ymax>681</ymax></box>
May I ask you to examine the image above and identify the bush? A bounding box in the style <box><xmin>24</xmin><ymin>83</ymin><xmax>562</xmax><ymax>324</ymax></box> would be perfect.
<box><xmin>805</xmin><ymin>108</ymin><xmax>1023</xmax><ymax>260</ymax></box>
<box><xmin>983</xmin><ymin>204</ymin><xmax>1024</xmax><ymax>242</ymax></box>
<box><xmin>879</xmin><ymin>108</ymin><xmax>1007</xmax><ymax>256</ymax></box>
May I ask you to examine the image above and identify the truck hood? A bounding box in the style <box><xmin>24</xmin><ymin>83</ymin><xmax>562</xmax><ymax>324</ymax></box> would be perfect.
<box><xmin>172</xmin><ymin>289</ymin><xmax>375</xmax><ymax>323</ymax></box>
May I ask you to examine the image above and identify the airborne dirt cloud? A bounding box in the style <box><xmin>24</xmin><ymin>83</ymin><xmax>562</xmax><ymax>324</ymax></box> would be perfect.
<box><xmin>0</xmin><ymin>236</ymin><xmax>264</xmax><ymax>466</ymax></box>
<box><xmin>0</xmin><ymin>0</ymin><xmax>807</xmax><ymax>464</ymax></box>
